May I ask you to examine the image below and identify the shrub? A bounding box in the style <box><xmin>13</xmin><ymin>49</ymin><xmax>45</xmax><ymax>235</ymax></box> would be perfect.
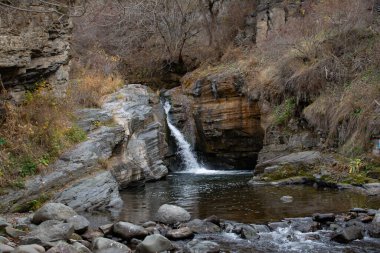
<box><xmin>273</xmin><ymin>98</ymin><xmax>296</xmax><ymax>125</ymax></box>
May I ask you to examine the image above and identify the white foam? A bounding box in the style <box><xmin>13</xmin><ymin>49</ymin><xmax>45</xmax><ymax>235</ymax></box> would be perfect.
<box><xmin>164</xmin><ymin>101</ymin><xmax>204</xmax><ymax>171</ymax></box>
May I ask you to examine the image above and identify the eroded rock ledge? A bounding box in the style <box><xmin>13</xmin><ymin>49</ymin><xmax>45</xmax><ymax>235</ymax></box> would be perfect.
<box><xmin>0</xmin><ymin>84</ymin><xmax>169</xmax><ymax>213</ymax></box>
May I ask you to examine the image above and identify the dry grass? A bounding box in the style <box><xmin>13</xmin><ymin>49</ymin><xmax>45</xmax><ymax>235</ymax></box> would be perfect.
<box><xmin>69</xmin><ymin>69</ymin><xmax>124</xmax><ymax>107</ymax></box>
<box><xmin>0</xmin><ymin>70</ymin><xmax>124</xmax><ymax>188</ymax></box>
<box><xmin>240</xmin><ymin>0</ymin><xmax>379</xmax><ymax>156</ymax></box>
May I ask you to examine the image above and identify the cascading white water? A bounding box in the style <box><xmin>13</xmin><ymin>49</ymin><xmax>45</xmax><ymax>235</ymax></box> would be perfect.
<box><xmin>164</xmin><ymin>101</ymin><xmax>206</xmax><ymax>172</ymax></box>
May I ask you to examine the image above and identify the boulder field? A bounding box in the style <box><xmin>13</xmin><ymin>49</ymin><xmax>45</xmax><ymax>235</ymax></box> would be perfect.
<box><xmin>0</xmin><ymin>203</ymin><xmax>379</xmax><ymax>253</ymax></box>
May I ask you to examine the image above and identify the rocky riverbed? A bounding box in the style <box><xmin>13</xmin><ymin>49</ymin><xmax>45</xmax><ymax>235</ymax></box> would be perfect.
<box><xmin>0</xmin><ymin>202</ymin><xmax>380</xmax><ymax>253</ymax></box>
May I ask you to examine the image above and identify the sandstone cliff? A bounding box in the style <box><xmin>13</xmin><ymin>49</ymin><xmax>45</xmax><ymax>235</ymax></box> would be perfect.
<box><xmin>166</xmin><ymin>68</ymin><xmax>264</xmax><ymax>169</ymax></box>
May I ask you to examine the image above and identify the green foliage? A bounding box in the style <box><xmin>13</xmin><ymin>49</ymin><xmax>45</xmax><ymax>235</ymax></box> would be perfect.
<box><xmin>13</xmin><ymin>194</ymin><xmax>50</xmax><ymax>213</ymax></box>
<box><xmin>349</xmin><ymin>158</ymin><xmax>362</xmax><ymax>174</ymax></box>
<box><xmin>274</xmin><ymin>98</ymin><xmax>296</xmax><ymax>125</ymax></box>
<box><xmin>262</xmin><ymin>164</ymin><xmax>312</xmax><ymax>181</ymax></box>
<box><xmin>64</xmin><ymin>126</ymin><xmax>87</xmax><ymax>143</ymax></box>
<box><xmin>11</xmin><ymin>179</ymin><xmax>26</xmax><ymax>189</ymax></box>
<box><xmin>20</xmin><ymin>159</ymin><xmax>37</xmax><ymax>177</ymax></box>
<box><xmin>0</xmin><ymin>138</ymin><xmax>6</xmax><ymax>146</ymax></box>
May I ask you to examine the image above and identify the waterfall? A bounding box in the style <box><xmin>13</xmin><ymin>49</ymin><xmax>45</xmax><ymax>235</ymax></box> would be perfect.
<box><xmin>164</xmin><ymin>101</ymin><xmax>204</xmax><ymax>172</ymax></box>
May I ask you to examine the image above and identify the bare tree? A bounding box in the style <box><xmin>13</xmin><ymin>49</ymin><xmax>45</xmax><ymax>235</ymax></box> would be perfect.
<box><xmin>0</xmin><ymin>0</ymin><xmax>88</xmax><ymax>17</ymax></box>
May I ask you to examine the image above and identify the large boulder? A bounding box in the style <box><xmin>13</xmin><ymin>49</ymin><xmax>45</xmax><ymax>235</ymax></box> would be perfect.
<box><xmin>185</xmin><ymin>240</ymin><xmax>220</xmax><ymax>253</ymax></box>
<box><xmin>12</xmin><ymin>244</ymin><xmax>46</xmax><ymax>253</ymax></box>
<box><xmin>103</xmin><ymin>85</ymin><xmax>169</xmax><ymax>188</ymax></box>
<box><xmin>166</xmin><ymin>227</ymin><xmax>194</xmax><ymax>240</ymax></box>
<box><xmin>331</xmin><ymin>226</ymin><xmax>364</xmax><ymax>243</ymax></box>
<box><xmin>254</xmin><ymin>151</ymin><xmax>326</xmax><ymax>175</ymax></box>
<box><xmin>32</xmin><ymin>203</ymin><xmax>77</xmax><ymax>224</ymax></box>
<box><xmin>46</xmin><ymin>242</ymin><xmax>78</xmax><ymax>253</ymax></box>
<box><xmin>187</xmin><ymin>219</ymin><xmax>221</xmax><ymax>234</ymax></box>
<box><xmin>92</xmin><ymin>237</ymin><xmax>131</xmax><ymax>253</ymax></box>
<box><xmin>54</xmin><ymin>171</ymin><xmax>122</xmax><ymax>213</ymax></box>
<box><xmin>2</xmin><ymin>125</ymin><xmax>124</xmax><ymax>213</ymax></box>
<box><xmin>112</xmin><ymin>222</ymin><xmax>148</xmax><ymax>240</ymax></box>
<box><xmin>368</xmin><ymin>212</ymin><xmax>380</xmax><ymax>238</ymax></box>
<box><xmin>135</xmin><ymin>234</ymin><xmax>174</xmax><ymax>253</ymax></box>
<box><xmin>155</xmin><ymin>204</ymin><xmax>191</xmax><ymax>224</ymax></box>
<box><xmin>66</xmin><ymin>215</ymin><xmax>90</xmax><ymax>234</ymax></box>
<box><xmin>20</xmin><ymin>221</ymin><xmax>74</xmax><ymax>247</ymax></box>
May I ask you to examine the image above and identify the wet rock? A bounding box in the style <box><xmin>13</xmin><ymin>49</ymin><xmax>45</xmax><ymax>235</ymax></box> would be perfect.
<box><xmin>268</xmin><ymin>221</ymin><xmax>289</xmax><ymax>231</ymax></box>
<box><xmin>99</xmin><ymin>224</ymin><xmax>113</xmax><ymax>234</ymax></box>
<box><xmin>313</xmin><ymin>213</ymin><xmax>335</xmax><ymax>223</ymax></box>
<box><xmin>270</xmin><ymin>176</ymin><xmax>309</xmax><ymax>186</ymax></box>
<box><xmin>368</xmin><ymin>213</ymin><xmax>380</xmax><ymax>238</ymax></box>
<box><xmin>331</xmin><ymin>226</ymin><xmax>363</xmax><ymax>243</ymax></box>
<box><xmin>92</xmin><ymin>237</ymin><xmax>131</xmax><ymax>253</ymax></box>
<box><xmin>350</xmin><ymin>208</ymin><xmax>367</xmax><ymax>213</ymax></box>
<box><xmin>363</xmin><ymin>183</ymin><xmax>380</xmax><ymax>195</ymax></box>
<box><xmin>155</xmin><ymin>204</ymin><xmax>191</xmax><ymax>224</ymax></box>
<box><xmin>360</xmin><ymin>215</ymin><xmax>373</xmax><ymax>223</ymax></box>
<box><xmin>13</xmin><ymin>244</ymin><xmax>46</xmax><ymax>253</ymax></box>
<box><xmin>142</xmin><ymin>221</ymin><xmax>156</xmax><ymax>228</ymax></box>
<box><xmin>0</xmin><ymin>243</ymin><xmax>14</xmax><ymax>253</ymax></box>
<box><xmin>113</xmin><ymin>221</ymin><xmax>148</xmax><ymax>240</ymax></box>
<box><xmin>55</xmin><ymin>171</ymin><xmax>123</xmax><ymax>213</ymax></box>
<box><xmin>32</xmin><ymin>203</ymin><xmax>77</xmax><ymax>224</ymax></box>
<box><xmin>280</xmin><ymin>195</ymin><xmax>293</xmax><ymax>203</ymax></box>
<box><xmin>166</xmin><ymin>227</ymin><xmax>194</xmax><ymax>240</ymax></box>
<box><xmin>20</xmin><ymin>223</ymin><xmax>74</xmax><ymax>247</ymax></box>
<box><xmin>250</xmin><ymin>224</ymin><xmax>270</xmax><ymax>233</ymax></box>
<box><xmin>185</xmin><ymin>240</ymin><xmax>220</xmax><ymax>253</ymax></box>
<box><xmin>71</xmin><ymin>242</ymin><xmax>92</xmax><ymax>253</ymax></box>
<box><xmin>66</xmin><ymin>215</ymin><xmax>90</xmax><ymax>234</ymax></box>
<box><xmin>135</xmin><ymin>234</ymin><xmax>174</xmax><ymax>253</ymax></box>
<box><xmin>204</xmin><ymin>215</ymin><xmax>220</xmax><ymax>227</ymax></box>
<box><xmin>5</xmin><ymin>226</ymin><xmax>27</xmax><ymax>238</ymax></box>
<box><xmin>367</xmin><ymin>209</ymin><xmax>378</xmax><ymax>216</ymax></box>
<box><xmin>187</xmin><ymin>219</ymin><xmax>221</xmax><ymax>234</ymax></box>
<box><xmin>46</xmin><ymin>242</ymin><xmax>78</xmax><ymax>253</ymax></box>
<box><xmin>240</xmin><ymin>225</ymin><xmax>259</xmax><ymax>240</ymax></box>
<box><xmin>285</xmin><ymin>217</ymin><xmax>319</xmax><ymax>233</ymax></box>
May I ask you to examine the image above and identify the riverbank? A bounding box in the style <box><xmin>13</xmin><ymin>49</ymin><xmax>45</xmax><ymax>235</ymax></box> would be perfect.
<box><xmin>0</xmin><ymin>202</ymin><xmax>379</xmax><ymax>253</ymax></box>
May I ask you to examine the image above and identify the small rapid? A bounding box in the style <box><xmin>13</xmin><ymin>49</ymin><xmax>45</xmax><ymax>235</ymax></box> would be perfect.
<box><xmin>163</xmin><ymin>101</ymin><xmax>206</xmax><ymax>172</ymax></box>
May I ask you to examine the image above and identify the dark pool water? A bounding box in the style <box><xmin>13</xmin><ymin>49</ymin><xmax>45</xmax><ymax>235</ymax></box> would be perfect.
<box><xmin>116</xmin><ymin>171</ymin><xmax>380</xmax><ymax>224</ymax></box>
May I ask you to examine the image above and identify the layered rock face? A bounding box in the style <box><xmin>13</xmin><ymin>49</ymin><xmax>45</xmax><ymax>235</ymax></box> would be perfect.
<box><xmin>0</xmin><ymin>84</ymin><xmax>169</xmax><ymax>213</ymax></box>
<box><xmin>0</xmin><ymin>4</ymin><xmax>72</xmax><ymax>100</ymax></box>
<box><xmin>167</xmin><ymin>71</ymin><xmax>264</xmax><ymax>169</ymax></box>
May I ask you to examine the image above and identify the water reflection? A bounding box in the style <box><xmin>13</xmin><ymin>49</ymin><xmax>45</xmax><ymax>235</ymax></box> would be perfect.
<box><xmin>116</xmin><ymin>173</ymin><xmax>380</xmax><ymax>224</ymax></box>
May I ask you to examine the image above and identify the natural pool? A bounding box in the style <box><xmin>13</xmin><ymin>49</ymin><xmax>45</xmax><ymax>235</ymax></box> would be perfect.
<box><xmin>117</xmin><ymin>171</ymin><xmax>380</xmax><ymax>224</ymax></box>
